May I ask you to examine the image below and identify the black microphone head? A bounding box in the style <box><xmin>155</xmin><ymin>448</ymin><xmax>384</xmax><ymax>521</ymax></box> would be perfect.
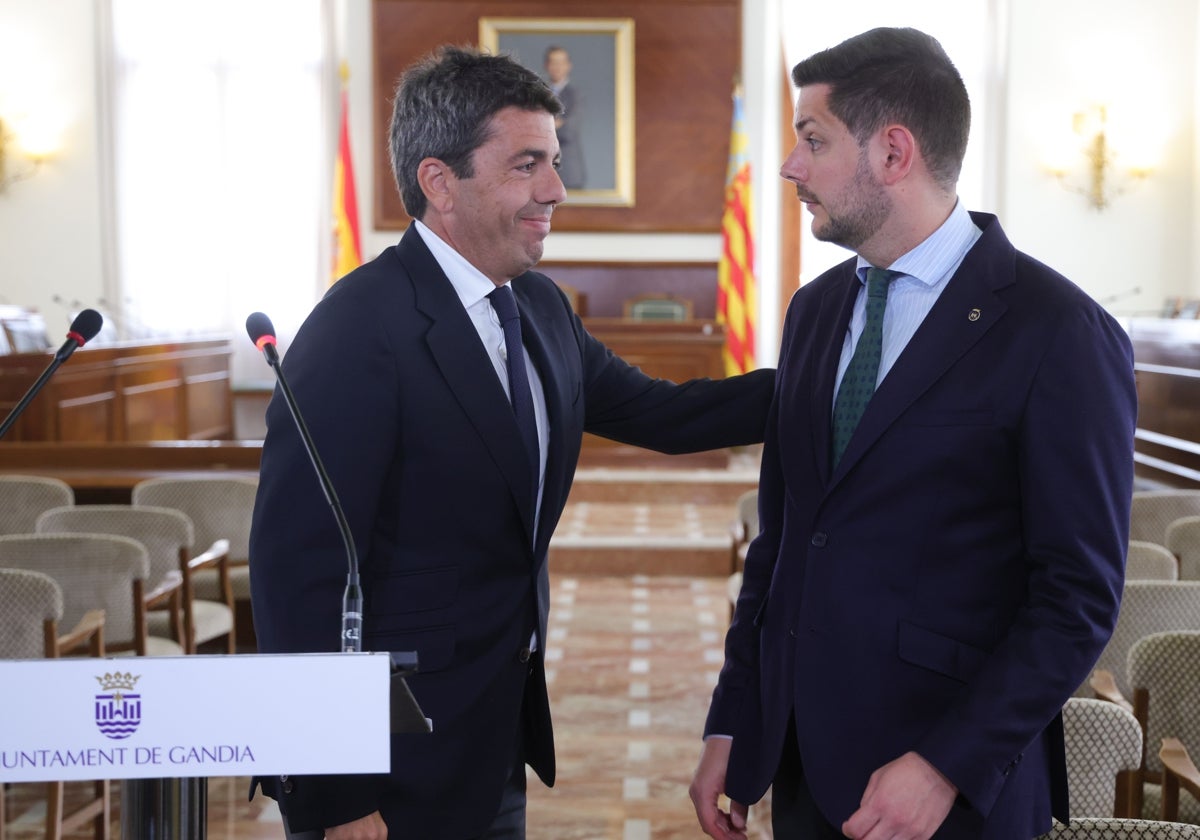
<box><xmin>246</xmin><ymin>312</ymin><xmax>277</xmax><ymax>349</ymax></box>
<box><xmin>68</xmin><ymin>309</ymin><xmax>103</xmax><ymax>345</ymax></box>
<box><xmin>246</xmin><ymin>311</ymin><xmax>275</xmax><ymax>343</ymax></box>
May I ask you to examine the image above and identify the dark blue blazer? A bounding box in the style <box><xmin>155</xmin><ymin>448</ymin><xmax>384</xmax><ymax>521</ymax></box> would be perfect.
<box><xmin>250</xmin><ymin>225</ymin><xmax>773</xmax><ymax>837</ymax></box>
<box><xmin>705</xmin><ymin>213</ymin><xmax>1136</xmax><ymax>839</ymax></box>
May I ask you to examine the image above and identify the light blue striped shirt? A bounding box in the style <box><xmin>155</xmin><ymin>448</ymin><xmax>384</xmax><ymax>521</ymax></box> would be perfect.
<box><xmin>833</xmin><ymin>200</ymin><xmax>983</xmax><ymax>408</ymax></box>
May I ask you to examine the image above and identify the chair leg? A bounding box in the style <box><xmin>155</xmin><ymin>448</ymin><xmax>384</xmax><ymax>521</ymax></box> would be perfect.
<box><xmin>1128</xmin><ymin>768</ymin><xmax>1145</xmax><ymax>819</ymax></box>
<box><xmin>1114</xmin><ymin>769</ymin><xmax>1132</xmax><ymax>818</ymax></box>
<box><xmin>94</xmin><ymin>780</ymin><xmax>111</xmax><ymax>840</ymax></box>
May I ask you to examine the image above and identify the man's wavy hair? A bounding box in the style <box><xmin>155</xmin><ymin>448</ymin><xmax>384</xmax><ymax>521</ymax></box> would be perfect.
<box><xmin>389</xmin><ymin>45</ymin><xmax>563</xmax><ymax>219</ymax></box>
<box><xmin>792</xmin><ymin>28</ymin><xmax>970</xmax><ymax>191</ymax></box>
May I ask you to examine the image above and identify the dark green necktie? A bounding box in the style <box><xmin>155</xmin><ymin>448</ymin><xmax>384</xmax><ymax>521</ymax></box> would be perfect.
<box><xmin>831</xmin><ymin>268</ymin><xmax>899</xmax><ymax>468</ymax></box>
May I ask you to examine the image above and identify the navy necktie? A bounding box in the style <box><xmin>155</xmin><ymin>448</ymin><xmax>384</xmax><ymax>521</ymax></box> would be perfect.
<box><xmin>831</xmin><ymin>268</ymin><xmax>899</xmax><ymax>469</ymax></box>
<box><xmin>488</xmin><ymin>285</ymin><xmax>540</xmax><ymax>483</ymax></box>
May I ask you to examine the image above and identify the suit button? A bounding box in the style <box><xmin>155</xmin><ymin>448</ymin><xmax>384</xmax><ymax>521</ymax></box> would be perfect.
<box><xmin>280</xmin><ymin>775</ymin><xmax>293</xmax><ymax>794</ymax></box>
<box><xmin>788</xmin><ymin>628</ymin><xmax>797</xmax><ymax>638</ymax></box>
<box><xmin>811</xmin><ymin>532</ymin><xmax>827</xmax><ymax>547</ymax></box>
<box><xmin>518</xmin><ymin>647</ymin><xmax>532</xmax><ymax>663</ymax></box>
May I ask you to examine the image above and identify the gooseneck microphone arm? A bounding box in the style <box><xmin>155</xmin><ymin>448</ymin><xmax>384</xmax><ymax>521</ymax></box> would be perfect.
<box><xmin>0</xmin><ymin>309</ymin><xmax>104</xmax><ymax>441</ymax></box>
<box><xmin>246</xmin><ymin>312</ymin><xmax>363</xmax><ymax>653</ymax></box>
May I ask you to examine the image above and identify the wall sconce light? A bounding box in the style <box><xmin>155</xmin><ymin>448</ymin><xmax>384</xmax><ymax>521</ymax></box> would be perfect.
<box><xmin>0</xmin><ymin>115</ymin><xmax>54</xmax><ymax>193</ymax></box>
<box><xmin>1048</xmin><ymin>104</ymin><xmax>1150</xmax><ymax>211</ymax></box>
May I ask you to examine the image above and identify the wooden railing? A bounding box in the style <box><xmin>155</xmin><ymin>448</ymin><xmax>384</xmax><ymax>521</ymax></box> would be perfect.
<box><xmin>1128</xmin><ymin>318</ymin><xmax>1200</xmax><ymax>488</ymax></box>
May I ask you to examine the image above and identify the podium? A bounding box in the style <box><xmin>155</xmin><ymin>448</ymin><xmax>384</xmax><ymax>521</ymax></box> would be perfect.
<box><xmin>0</xmin><ymin>651</ymin><xmax>428</xmax><ymax>838</ymax></box>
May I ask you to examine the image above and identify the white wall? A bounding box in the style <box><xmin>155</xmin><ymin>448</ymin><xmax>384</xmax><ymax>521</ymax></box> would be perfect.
<box><xmin>0</xmin><ymin>0</ymin><xmax>108</xmax><ymax>335</ymax></box>
<box><xmin>1003</xmin><ymin>0</ymin><xmax>1198</xmax><ymax>316</ymax></box>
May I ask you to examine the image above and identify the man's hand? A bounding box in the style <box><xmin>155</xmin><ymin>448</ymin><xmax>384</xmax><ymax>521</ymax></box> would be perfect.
<box><xmin>841</xmin><ymin>752</ymin><xmax>957</xmax><ymax>840</ymax></box>
<box><xmin>326</xmin><ymin>811</ymin><xmax>387</xmax><ymax>840</ymax></box>
<box><xmin>689</xmin><ymin>737</ymin><xmax>749</xmax><ymax>840</ymax></box>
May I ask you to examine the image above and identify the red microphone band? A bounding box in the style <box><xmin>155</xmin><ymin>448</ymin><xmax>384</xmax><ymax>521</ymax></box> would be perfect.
<box><xmin>66</xmin><ymin>331</ymin><xmax>87</xmax><ymax>347</ymax></box>
<box><xmin>255</xmin><ymin>335</ymin><xmax>278</xmax><ymax>352</ymax></box>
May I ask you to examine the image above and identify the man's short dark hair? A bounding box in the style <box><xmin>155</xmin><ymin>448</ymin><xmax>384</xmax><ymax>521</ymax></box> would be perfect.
<box><xmin>389</xmin><ymin>45</ymin><xmax>563</xmax><ymax>219</ymax></box>
<box><xmin>791</xmin><ymin>27</ymin><xmax>970</xmax><ymax>191</ymax></box>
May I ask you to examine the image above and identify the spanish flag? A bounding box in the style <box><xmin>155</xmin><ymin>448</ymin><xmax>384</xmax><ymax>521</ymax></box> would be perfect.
<box><xmin>716</xmin><ymin>87</ymin><xmax>757</xmax><ymax>377</ymax></box>
<box><xmin>331</xmin><ymin>66</ymin><xmax>362</xmax><ymax>285</ymax></box>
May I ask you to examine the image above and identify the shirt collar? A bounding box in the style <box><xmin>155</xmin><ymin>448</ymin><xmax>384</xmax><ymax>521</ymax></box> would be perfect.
<box><xmin>414</xmin><ymin>219</ymin><xmax>505</xmax><ymax>308</ymax></box>
<box><xmin>854</xmin><ymin>199</ymin><xmax>979</xmax><ymax>287</ymax></box>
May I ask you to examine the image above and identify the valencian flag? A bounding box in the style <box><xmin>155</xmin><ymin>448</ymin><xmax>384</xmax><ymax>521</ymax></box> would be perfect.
<box><xmin>332</xmin><ymin>63</ymin><xmax>362</xmax><ymax>285</ymax></box>
<box><xmin>716</xmin><ymin>86</ymin><xmax>757</xmax><ymax>377</ymax></box>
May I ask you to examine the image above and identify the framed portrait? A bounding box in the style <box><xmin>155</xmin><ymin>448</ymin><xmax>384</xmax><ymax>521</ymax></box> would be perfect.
<box><xmin>479</xmin><ymin>17</ymin><xmax>635</xmax><ymax>208</ymax></box>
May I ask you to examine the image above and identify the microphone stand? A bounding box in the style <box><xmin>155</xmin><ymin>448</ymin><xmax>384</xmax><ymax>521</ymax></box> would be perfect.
<box><xmin>0</xmin><ymin>328</ymin><xmax>94</xmax><ymax>441</ymax></box>
<box><xmin>256</xmin><ymin>341</ymin><xmax>363</xmax><ymax>653</ymax></box>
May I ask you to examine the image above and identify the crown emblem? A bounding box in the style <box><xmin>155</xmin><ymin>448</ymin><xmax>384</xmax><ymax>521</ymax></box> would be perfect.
<box><xmin>95</xmin><ymin>672</ymin><xmax>140</xmax><ymax>692</ymax></box>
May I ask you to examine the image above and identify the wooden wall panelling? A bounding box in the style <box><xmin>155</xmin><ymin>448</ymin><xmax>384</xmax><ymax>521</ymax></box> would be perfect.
<box><xmin>538</xmin><ymin>261</ymin><xmax>717</xmax><ymax>319</ymax></box>
<box><xmin>121</xmin><ymin>378</ymin><xmax>182</xmax><ymax>441</ymax></box>
<box><xmin>185</xmin><ymin>370</ymin><xmax>236</xmax><ymax>441</ymax></box>
<box><xmin>0</xmin><ymin>339</ymin><xmax>233</xmax><ymax>443</ymax></box>
<box><xmin>372</xmin><ymin>0</ymin><xmax>740</xmax><ymax>232</ymax></box>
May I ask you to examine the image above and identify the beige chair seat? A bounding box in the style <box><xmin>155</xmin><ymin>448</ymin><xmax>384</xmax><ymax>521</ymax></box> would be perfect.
<box><xmin>115</xmin><ymin>633</ymin><xmax>184</xmax><ymax>657</ymax></box>
<box><xmin>1142</xmin><ymin>783</ymin><xmax>1200</xmax><ymax>824</ymax></box>
<box><xmin>38</xmin><ymin>504</ymin><xmax>235</xmax><ymax>654</ymax></box>
<box><xmin>1062</xmin><ymin>697</ymin><xmax>1143</xmax><ymax>817</ymax></box>
<box><xmin>0</xmin><ymin>533</ymin><xmax>177</xmax><ymax>657</ymax></box>
<box><xmin>1039</xmin><ymin>818</ymin><xmax>1200</xmax><ymax>838</ymax></box>
<box><xmin>1167</xmin><ymin>517</ymin><xmax>1200</xmax><ymax>581</ymax></box>
<box><xmin>1131</xmin><ymin>491</ymin><xmax>1200</xmax><ymax>546</ymax></box>
<box><xmin>1127</xmin><ymin>541</ymin><xmax>1180</xmax><ymax>581</ymax></box>
<box><xmin>148</xmin><ymin>598</ymin><xmax>233</xmax><ymax>648</ymax></box>
<box><xmin>194</xmin><ymin>562</ymin><xmax>250</xmax><ymax>601</ymax></box>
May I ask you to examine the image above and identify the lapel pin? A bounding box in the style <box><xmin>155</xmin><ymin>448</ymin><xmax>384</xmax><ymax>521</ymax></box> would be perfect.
<box><xmin>968</xmin><ymin>308</ymin><xmax>981</xmax><ymax>322</ymax></box>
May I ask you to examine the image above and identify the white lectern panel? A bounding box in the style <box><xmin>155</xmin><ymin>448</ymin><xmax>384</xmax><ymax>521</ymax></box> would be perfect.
<box><xmin>0</xmin><ymin>652</ymin><xmax>390</xmax><ymax>782</ymax></box>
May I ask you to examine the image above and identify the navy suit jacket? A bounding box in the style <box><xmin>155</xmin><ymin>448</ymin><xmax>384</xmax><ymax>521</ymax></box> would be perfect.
<box><xmin>705</xmin><ymin>213</ymin><xmax>1136</xmax><ymax>839</ymax></box>
<box><xmin>249</xmin><ymin>225</ymin><xmax>773</xmax><ymax>837</ymax></box>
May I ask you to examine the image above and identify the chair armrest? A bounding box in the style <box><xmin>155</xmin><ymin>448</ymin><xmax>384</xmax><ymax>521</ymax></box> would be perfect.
<box><xmin>144</xmin><ymin>570</ymin><xmax>184</xmax><ymax>609</ymax></box>
<box><xmin>188</xmin><ymin>539</ymin><xmax>231</xmax><ymax>572</ymax></box>
<box><xmin>1089</xmin><ymin>669</ymin><xmax>1134</xmax><ymax>713</ymax></box>
<box><xmin>59</xmin><ymin>609</ymin><xmax>106</xmax><ymax>656</ymax></box>
<box><xmin>1160</xmin><ymin>737</ymin><xmax>1200</xmax><ymax>813</ymax></box>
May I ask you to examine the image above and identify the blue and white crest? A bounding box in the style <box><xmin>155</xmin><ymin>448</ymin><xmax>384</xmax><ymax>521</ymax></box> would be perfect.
<box><xmin>94</xmin><ymin>672</ymin><xmax>142</xmax><ymax>740</ymax></box>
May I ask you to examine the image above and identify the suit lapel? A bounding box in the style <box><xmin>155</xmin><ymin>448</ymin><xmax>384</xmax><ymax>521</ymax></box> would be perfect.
<box><xmin>399</xmin><ymin>229</ymin><xmax>538</xmax><ymax>543</ymax></box>
<box><xmin>830</xmin><ymin>221</ymin><xmax>1015</xmax><ymax>484</ymax></box>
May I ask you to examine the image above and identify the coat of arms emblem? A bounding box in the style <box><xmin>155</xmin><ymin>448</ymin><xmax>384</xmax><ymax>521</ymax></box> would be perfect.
<box><xmin>95</xmin><ymin>672</ymin><xmax>141</xmax><ymax>740</ymax></box>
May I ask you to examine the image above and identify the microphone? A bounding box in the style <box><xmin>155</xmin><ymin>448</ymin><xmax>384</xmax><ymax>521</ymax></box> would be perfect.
<box><xmin>246</xmin><ymin>312</ymin><xmax>363</xmax><ymax>653</ymax></box>
<box><xmin>0</xmin><ymin>309</ymin><xmax>104</xmax><ymax>440</ymax></box>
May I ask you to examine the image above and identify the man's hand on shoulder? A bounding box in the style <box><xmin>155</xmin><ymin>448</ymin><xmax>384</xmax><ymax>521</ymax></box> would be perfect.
<box><xmin>841</xmin><ymin>751</ymin><xmax>956</xmax><ymax>840</ymax></box>
<box><xmin>326</xmin><ymin>811</ymin><xmax>387</xmax><ymax>840</ymax></box>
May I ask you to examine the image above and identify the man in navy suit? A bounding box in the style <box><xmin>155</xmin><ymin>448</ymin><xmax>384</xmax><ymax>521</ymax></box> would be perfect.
<box><xmin>690</xmin><ymin>28</ymin><xmax>1135</xmax><ymax>840</ymax></box>
<box><xmin>249</xmin><ymin>46</ymin><xmax>773</xmax><ymax>840</ymax></box>
<box><xmin>544</xmin><ymin>46</ymin><xmax>585</xmax><ymax>190</ymax></box>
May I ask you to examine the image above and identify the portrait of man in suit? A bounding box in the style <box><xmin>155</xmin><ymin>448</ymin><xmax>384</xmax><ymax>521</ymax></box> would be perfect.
<box><xmin>248</xmin><ymin>45</ymin><xmax>773</xmax><ymax>840</ymax></box>
<box><xmin>543</xmin><ymin>45</ymin><xmax>586</xmax><ymax>190</ymax></box>
<box><xmin>691</xmin><ymin>27</ymin><xmax>1136</xmax><ymax>840</ymax></box>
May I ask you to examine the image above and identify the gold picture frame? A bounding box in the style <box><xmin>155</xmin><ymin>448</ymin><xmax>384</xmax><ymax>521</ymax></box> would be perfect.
<box><xmin>479</xmin><ymin>17</ymin><xmax>635</xmax><ymax>208</ymax></box>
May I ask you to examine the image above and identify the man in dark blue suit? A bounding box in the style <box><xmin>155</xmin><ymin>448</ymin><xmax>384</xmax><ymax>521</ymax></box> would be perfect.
<box><xmin>249</xmin><ymin>46</ymin><xmax>773</xmax><ymax>840</ymax></box>
<box><xmin>544</xmin><ymin>46</ymin><xmax>585</xmax><ymax>190</ymax></box>
<box><xmin>691</xmin><ymin>28</ymin><xmax>1136</xmax><ymax>840</ymax></box>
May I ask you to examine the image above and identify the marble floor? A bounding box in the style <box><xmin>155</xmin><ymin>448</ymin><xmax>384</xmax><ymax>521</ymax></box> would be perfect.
<box><xmin>2</xmin><ymin>575</ymin><xmax>772</xmax><ymax>840</ymax></box>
